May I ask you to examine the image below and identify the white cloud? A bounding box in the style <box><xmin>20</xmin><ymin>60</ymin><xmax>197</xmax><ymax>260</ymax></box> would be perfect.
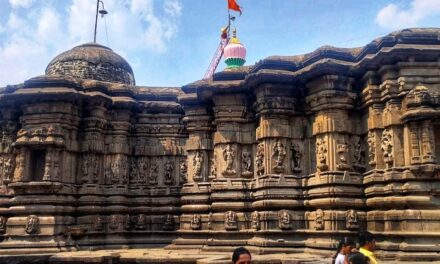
<box><xmin>0</xmin><ymin>0</ymin><xmax>183</xmax><ymax>86</ymax></box>
<box><xmin>9</xmin><ymin>0</ymin><xmax>35</xmax><ymax>9</ymax></box>
<box><xmin>376</xmin><ymin>0</ymin><xmax>440</xmax><ymax>30</ymax></box>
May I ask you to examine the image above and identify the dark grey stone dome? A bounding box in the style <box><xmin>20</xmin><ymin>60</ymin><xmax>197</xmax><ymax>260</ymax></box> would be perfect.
<box><xmin>46</xmin><ymin>43</ymin><xmax>135</xmax><ymax>85</ymax></box>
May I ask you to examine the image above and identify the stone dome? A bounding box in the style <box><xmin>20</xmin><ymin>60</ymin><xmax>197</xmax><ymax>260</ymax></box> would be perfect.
<box><xmin>46</xmin><ymin>43</ymin><xmax>135</xmax><ymax>85</ymax></box>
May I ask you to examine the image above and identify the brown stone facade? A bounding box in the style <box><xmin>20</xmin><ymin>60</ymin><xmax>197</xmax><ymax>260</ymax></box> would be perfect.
<box><xmin>0</xmin><ymin>28</ymin><xmax>440</xmax><ymax>261</ymax></box>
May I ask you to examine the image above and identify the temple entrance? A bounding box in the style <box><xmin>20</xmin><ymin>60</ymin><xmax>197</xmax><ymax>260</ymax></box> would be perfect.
<box><xmin>29</xmin><ymin>149</ymin><xmax>46</xmax><ymax>181</ymax></box>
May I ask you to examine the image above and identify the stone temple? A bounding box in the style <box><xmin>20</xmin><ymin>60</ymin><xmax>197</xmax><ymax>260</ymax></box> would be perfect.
<box><xmin>0</xmin><ymin>28</ymin><xmax>440</xmax><ymax>263</ymax></box>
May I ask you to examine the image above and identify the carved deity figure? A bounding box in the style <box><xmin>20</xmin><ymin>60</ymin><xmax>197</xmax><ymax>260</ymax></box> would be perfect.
<box><xmin>255</xmin><ymin>143</ymin><xmax>265</xmax><ymax>176</ymax></box>
<box><xmin>190</xmin><ymin>214</ymin><xmax>201</xmax><ymax>230</ymax></box>
<box><xmin>3</xmin><ymin>157</ymin><xmax>14</xmax><ymax>182</ymax></box>
<box><xmin>149</xmin><ymin>160</ymin><xmax>159</xmax><ymax>185</ymax></box>
<box><xmin>222</xmin><ymin>144</ymin><xmax>236</xmax><ymax>175</ymax></box>
<box><xmin>193</xmin><ymin>152</ymin><xmax>203</xmax><ymax>180</ymax></box>
<box><xmin>43</xmin><ymin>151</ymin><xmax>52</xmax><ymax>181</ymax></box>
<box><xmin>163</xmin><ymin>214</ymin><xmax>174</xmax><ymax>231</ymax></box>
<box><xmin>179</xmin><ymin>160</ymin><xmax>187</xmax><ymax>183</ymax></box>
<box><xmin>108</xmin><ymin>215</ymin><xmax>119</xmax><ymax>231</ymax></box>
<box><xmin>13</xmin><ymin>149</ymin><xmax>25</xmax><ymax>182</ymax></box>
<box><xmin>367</xmin><ymin>131</ymin><xmax>376</xmax><ymax>166</ymax></box>
<box><xmin>316</xmin><ymin>138</ymin><xmax>328</xmax><ymax>171</ymax></box>
<box><xmin>138</xmin><ymin>157</ymin><xmax>148</xmax><ymax>184</ymax></box>
<box><xmin>336</xmin><ymin>143</ymin><xmax>350</xmax><ymax>171</ymax></box>
<box><xmin>224</xmin><ymin>211</ymin><xmax>238</xmax><ymax>231</ymax></box>
<box><xmin>208</xmin><ymin>156</ymin><xmax>216</xmax><ymax>179</ymax></box>
<box><xmin>53</xmin><ymin>156</ymin><xmax>60</xmax><ymax>181</ymax></box>
<box><xmin>351</xmin><ymin>136</ymin><xmax>365</xmax><ymax>170</ymax></box>
<box><xmin>421</xmin><ymin>123</ymin><xmax>435</xmax><ymax>161</ymax></box>
<box><xmin>272</xmin><ymin>140</ymin><xmax>286</xmax><ymax>173</ymax></box>
<box><xmin>82</xmin><ymin>154</ymin><xmax>91</xmax><ymax>183</ymax></box>
<box><xmin>346</xmin><ymin>209</ymin><xmax>359</xmax><ymax>230</ymax></box>
<box><xmin>164</xmin><ymin>159</ymin><xmax>174</xmax><ymax>185</ymax></box>
<box><xmin>130</xmin><ymin>158</ymin><xmax>138</xmax><ymax>184</ymax></box>
<box><xmin>94</xmin><ymin>215</ymin><xmax>104</xmax><ymax>231</ymax></box>
<box><xmin>241</xmin><ymin>151</ymin><xmax>252</xmax><ymax>176</ymax></box>
<box><xmin>315</xmin><ymin>209</ymin><xmax>324</xmax><ymax>230</ymax></box>
<box><xmin>278</xmin><ymin>210</ymin><xmax>291</xmax><ymax>230</ymax></box>
<box><xmin>0</xmin><ymin>216</ymin><xmax>6</xmax><ymax>233</ymax></box>
<box><xmin>135</xmin><ymin>214</ymin><xmax>147</xmax><ymax>230</ymax></box>
<box><xmin>91</xmin><ymin>155</ymin><xmax>99</xmax><ymax>183</ymax></box>
<box><xmin>25</xmin><ymin>215</ymin><xmax>39</xmax><ymax>234</ymax></box>
<box><xmin>251</xmin><ymin>211</ymin><xmax>260</xmax><ymax>230</ymax></box>
<box><xmin>290</xmin><ymin>143</ymin><xmax>302</xmax><ymax>172</ymax></box>
<box><xmin>381</xmin><ymin>129</ymin><xmax>394</xmax><ymax>168</ymax></box>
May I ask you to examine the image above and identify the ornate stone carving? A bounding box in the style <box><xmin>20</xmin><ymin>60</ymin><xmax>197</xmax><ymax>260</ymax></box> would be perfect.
<box><xmin>222</xmin><ymin>144</ymin><xmax>236</xmax><ymax>175</ymax></box>
<box><xmin>130</xmin><ymin>158</ymin><xmax>138</xmax><ymax>184</ymax></box>
<box><xmin>193</xmin><ymin>152</ymin><xmax>203</xmax><ymax>181</ymax></box>
<box><xmin>290</xmin><ymin>143</ymin><xmax>302</xmax><ymax>172</ymax></box>
<box><xmin>3</xmin><ymin>156</ymin><xmax>14</xmax><ymax>183</ymax></box>
<box><xmin>94</xmin><ymin>215</ymin><xmax>104</xmax><ymax>231</ymax></box>
<box><xmin>208</xmin><ymin>155</ymin><xmax>216</xmax><ymax>180</ymax></box>
<box><xmin>346</xmin><ymin>209</ymin><xmax>359</xmax><ymax>230</ymax></box>
<box><xmin>278</xmin><ymin>210</ymin><xmax>291</xmax><ymax>230</ymax></box>
<box><xmin>421</xmin><ymin>122</ymin><xmax>435</xmax><ymax>162</ymax></box>
<box><xmin>164</xmin><ymin>159</ymin><xmax>174</xmax><ymax>185</ymax></box>
<box><xmin>0</xmin><ymin>216</ymin><xmax>6</xmax><ymax>234</ymax></box>
<box><xmin>381</xmin><ymin>129</ymin><xmax>394</xmax><ymax>168</ymax></box>
<box><xmin>149</xmin><ymin>160</ymin><xmax>159</xmax><ymax>185</ymax></box>
<box><xmin>190</xmin><ymin>214</ymin><xmax>201</xmax><ymax>230</ymax></box>
<box><xmin>135</xmin><ymin>214</ymin><xmax>147</xmax><ymax>230</ymax></box>
<box><xmin>108</xmin><ymin>215</ymin><xmax>121</xmax><ymax>231</ymax></box>
<box><xmin>0</xmin><ymin>130</ymin><xmax>13</xmax><ymax>153</ymax></box>
<box><xmin>110</xmin><ymin>155</ymin><xmax>128</xmax><ymax>184</ymax></box>
<box><xmin>241</xmin><ymin>151</ymin><xmax>253</xmax><ymax>177</ymax></box>
<box><xmin>315</xmin><ymin>209</ymin><xmax>324</xmax><ymax>230</ymax></box>
<box><xmin>251</xmin><ymin>211</ymin><xmax>260</xmax><ymax>230</ymax></box>
<box><xmin>224</xmin><ymin>211</ymin><xmax>238</xmax><ymax>231</ymax></box>
<box><xmin>43</xmin><ymin>150</ymin><xmax>52</xmax><ymax>181</ymax></box>
<box><xmin>82</xmin><ymin>154</ymin><xmax>91</xmax><ymax>183</ymax></box>
<box><xmin>25</xmin><ymin>215</ymin><xmax>39</xmax><ymax>234</ymax></box>
<box><xmin>255</xmin><ymin>143</ymin><xmax>265</xmax><ymax>176</ymax></box>
<box><xmin>52</xmin><ymin>150</ymin><xmax>61</xmax><ymax>181</ymax></box>
<box><xmin>137</xmin><ymin>157</ymin><xmax>148</xmax><ymax>184</ymax></box>
<box><xmin>272</xmin><ymin>140</ymin><xmax>286</xmax><ymax>173</ymax></box>
<box><xmin>316</xmin><ymin>138</ymin><xmax>328</xmax><ymax>171</ymax></box>
<box><xmin>179</xmin><ymin>159</ymin><xmax>187</xmax><ymax>183</ymax></box>
<box><xmin>351</xmin><ymin>136</ymin><xmax>365</xmax><ymax>170</ymax></box>
<box><xmin>336</xmin><ymin>143</ymin><xmax>350</xmax><ymax>171</ymax></box>
<box><xmin>367</xmin><ymin>131</ymin><xmax>376</xmax><ymax>166</ymax></box>
<box><xmin>163</xmin><ymin>214</ymin><xmax>174</xmax><ymax>231</ymax></box>
<box><xmin>13</xmin><ymin>149</ymin><xmax>25</xmax><ymax>182</ymax></box>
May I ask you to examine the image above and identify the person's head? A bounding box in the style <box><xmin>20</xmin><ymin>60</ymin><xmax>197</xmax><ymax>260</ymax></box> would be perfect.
<box><xmin>338</xmin><ymin>237</ymin><xmax>356</xmax><ymax>255</ymax></box>
<box><xmin>348</xmin><ymin>252</ymin><xmax>370</xmax><ymax>264</ymax></box>
<box><xmin>232</xmin><ymin>247</ymin><xmax>251</xmax><ymax>264</ymax></box>
<box><xmin>358</xmin><ymin>231</ymin><xmax>376</xmax><ymax>252</ymax></box>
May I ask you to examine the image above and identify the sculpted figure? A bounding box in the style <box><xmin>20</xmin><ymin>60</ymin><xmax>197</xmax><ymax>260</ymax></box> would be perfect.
<box><xmin>315</xmin><ymin>209</ymin><xmax>324</xmax><ymax>230</ymax></box>
<box><xmin>241</xmin><ymin>151</ymin><xmax>252</xmax><ymax>175</ymax></box>
<box><xmin>290</xmin><ymin>143</ymin><xmax>303</xmax><ymax>172</ymax></box>
<box><xmin>190</xmin><ymin>214</ymin><xmax>202</xmax><ymax>230</ymax></box>
<box><xmin>336</xmin><ymin>143</ymin><xmax>350</xmax><ymax>170</ymax></box>
<box><xmin>224</xmin><ymin>211</ymin><xmax>238</xmax><ymax>231</ymax></box>
<box><xmin>135</xmin><ymin>214</ymin><xmax>147</xmax><ymax>230</ymax></box>
<box><xmin>255</xmin><ymin>143</ymin><xmax>265</xmax><ymax>176</ymax></box>
<box><xmin>3</xmin><ymin>157</ymin><xmax>13</xmax><ymax>182</ymax></box>
<box><xmin>120</xmin><ymin>156</ymin><xmax>128</xmax><ymax>184</ymax></box>
<box><xmin>92</xmin><ymin>155</ymin><xmax>99</xmax><ymax>183</ymax></box>
<box><xmin>108</xmin><ymin>215</ymin><xmax>119</xmax><ymax>231</ymax></box>
<box><xmin>0</xmin><ymin>216</ymin><xmax>6</xmax><ymax>233</ymax></box>
<box><xmin>13</xmin><ymin>149</ymin><xmax>25</xmax><ymax>182</ymax></box>
<box><xmin>209</xmin><ymin>156</ymin><xmax>216</xmax><ymax>179</ymax></box>
<box><xmin>381</xmin><ymin>129</ymin><xmax>394</xmax><ymax>168</ymax></box>
<box><xmin>316</xmin><ymin>138</ymin><xmax>328</xmax><ymax>171</ymax></box>
<box><xmin>82</xmin><ymin>154</ymin><xmax>91</xmax><ymax>183</ymax></box>
<box><xmin>346</xmin><ymin>209</ymin><xmax>359</xmax><ymax>230</ymax></box>
<box><xmin>43</xmin><ymin>151</ymin><xmax>52</xmax><ymax>181</ymax></box>
<box><xmin>163</xmin><ymin>214</ymin><xmax>174</xmax><ymax>231</ymax></box>
<box><xmin>138</xmin><ymin>157</ymin><xmax>148</xmax><ymax>184</ymax></box>
<box><xmin>149</xmin><ymin>160</ymin><xmax>159</xmax><ymax>185</ymax></box>
<box><xmin>25</xmin><ymin>215</ymin><xmax>39</xmax><ymax>234</ymax></box>
<box><xmin>164</xmin><ymin>159</ymin><xmax>174</xmax><ymax>185</ymax></box>
<box><xmin>179</xmin><ymin>160</ymin><xmax>187</xmax><ymax>183</ymax></box>
<box><xmin>222</xmin><ymin>144</ymin><xmax>236</xmax><ymax>175</ymax></box>
<box><xmin>421</xmin><ymin>123</ymin><xmax>435</xmax><ymax>159</ymax></box>
<box><xmin>278</xmin><ymin>210</ymin><xmax>291</xmax><ymax>230</ymax></box>
<box><xmin>251</xmin><ymin>211</ymin><xmax>260</xmax><ymax>230</ymax></box>
<box><xmin>130</xmin><ymin>158</ymin><xmax>138</xmax><ymax>184</ymax></box>
<box><xmin>272</xmin><ymin>140</ymin><xmax>286</xmax><ymax>173</ymax></box>
<box><xmin>193</xmin><ymin>152</ymin><xmax>203</xmax><ymax>180</ymax></box>
<box><xmin>94</xmin><ymin>215</ymin><xmax>104</xmax><ymax>231</ymax></box>
<box><xmin>367</xmin><ymin>131</ymin><xmax>376</xmax><ymax>166</ymax></box>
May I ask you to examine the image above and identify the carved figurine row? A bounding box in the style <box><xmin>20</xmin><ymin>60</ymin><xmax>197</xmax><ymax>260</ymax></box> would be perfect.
<box><xmin>81</xmin><ymin>154</ymin><xmax>186</xmax><ymax>185</ymax></box>
<box><xmin>93</xmin><ymin>214</ymin><xmax>176</xmax><ymax>231</ymax></box>
<box><xmin>188</xmin><ymin>209</ymin><xmax>359</xmax><ymax>231</ymax></box>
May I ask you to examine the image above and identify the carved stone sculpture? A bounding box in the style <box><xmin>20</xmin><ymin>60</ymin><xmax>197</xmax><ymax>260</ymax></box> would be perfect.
<box><xmin>421</xmin><ymin>122</ymin><xmax>435</xmax><ymax>162</ymax></box>
<box><xmin>25</xmin><ymin>215</ymin><xmax>39</xmax><ymax>234</ymax></box>
<box><xmin>367</xmin><ymin>131</ymin><xmax>376</xmax><ymax>166</ymax></box>
<box><xmin>351</xmin><ymin>136</ymin><xmax>365</xmax><ymax>170</ymax></box>
<box><xmin>0</xmin><ymin>216</ymin><xmax>6</xmax><ymax>234</ymax></box>
<box><xmin>316</xmin><ymin>138</ymin><xmax>328</xmax><ymax>171</ymax></box>
<box><xmin>224</xmin><ymin>211</ymin><xmax>238</xmax><ymax>231</ymax></box>
<box><xmin>179</xmin><ymin>160</ymin><xmax>187</xmax><ymax>183</ymax></box>
<box><xmin>3</xmin><ymin>156</ymin><xmax>14</xmax><ymax>183</ymax></box>
<box><xmin>255</xmin><ymin>143</ymin><xmax>265</xmax><ymax>176</ymax></box>
<box><xmin>138</xmin><ymin>157</ymin><xmax>148</xmax><ymax>184</ymax></box>
<box><xmin>135</xmin><ymin>214</ymin><xmax>147</xmax><ymax>230</ymax></box>
<box><xmin>149</xmin><ymin>160</ymin><xmax>159</xmax><ymax>185</ymax></box>
<box><xmin>130</xmin><ymin>158</ymin><xmax>138</xmax><ymax>184</ymax></box>
<box><xmin>241</xmin><ymin>151</ymin><xmax>252</xmax><ymax>177</ymax></box>
<box><xmin>272</xmin><ymin>140</ymin><xmax>286</xmax><ymax>173</ymax></box>
<box><xmin>346</xmin><ymin>209</ymin><xmax>359</xmax><ymax>230</ymax></box>
<box><xmin>190</xmin><ymin>214</ymin><xmax>201</xmax><ymax>230</ymax></box>
<box><xmin>91</xmin><ymin>154</ymin><xmax>99</xmax><ymax>183</ymax></box>
<box><xmin>12</xmin><ymin>149</ymin><xmax>25</xmax><ymax>182</ymax></box>
<box><xmin>381</xmin><ymin>129</ymin><xmax>394</xmax><ymax>168</ymax></box>
<box><xmin>222</xmin><ymin>144</ymin><xmax>236</xmax><ymax>175</ymax></box>
<box><xmin>278</xmin><ymin>210</ymin><xmax>291</xmax><ymax>230</ymax></box>
<box><xmin>163</xmin><ymin>214</ymin><xmax>174</xmax><ymax>231</ymax></box>
<box><xmin>108</xmin><ymin>215</ymin><xmax>119</xmax><ymax>231</ymax></box>
<box><xmin>164</xmin><ymin>159</ymin><xmax>174</xmax><ymax>185</ymax></box>
<box><xmin>315</xmin><ymin>209</ymin><xmax>324</xmax><ymax>230</ymax></box>
<box><xmin>251</xmin><ymin>211</ymin><xmax>260</xmax><ymax>230</ymax></box>
<box><xmin>208</xmin><ymin>156</ymin><xmax>216</xmax><ymax>179</ymax></box>
<box><xmin>290</xmin><ymin>143</ymin><xmax>302</xmax><ymax>172</ymax></box>
<box><xmin>43</xmin><ymin>151</ymin><xmax>52</xmax><ymax>181</ymax></box>
<box><xmin>193</xmin><ymin>152</ymin><xmax>203</xmax><ymax>181</ymax></box>
<box><xmin>94</xmin><ymin>215</ymin><xmax>104</xmax><ymax>231</ymax></box>
<box><xmin>336</xmin><ymin>143</ymin><xmax>350</xmax><ymax>170</ymax></box>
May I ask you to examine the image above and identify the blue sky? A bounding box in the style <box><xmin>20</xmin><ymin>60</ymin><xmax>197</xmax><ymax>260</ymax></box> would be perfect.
<box><xmin>1</xmin><ymin>0</ymin><xmax>440</xmax><ymax>87</ymax></box>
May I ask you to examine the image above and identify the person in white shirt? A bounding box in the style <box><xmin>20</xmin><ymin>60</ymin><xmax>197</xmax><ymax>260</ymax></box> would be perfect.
<box><xmin>332</xmin><ymin>237</ymin><xmax>356</xmax><ymax>264</ymax></box>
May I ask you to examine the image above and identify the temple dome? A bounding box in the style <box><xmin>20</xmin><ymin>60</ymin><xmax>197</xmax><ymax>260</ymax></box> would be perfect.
<box><xmin>45</xmin><ymin>43</ymin><xmax>135</xmax><ymax>85</ymax></box>
<box><xmin>224</xmin><ymin>30</ymin><xmax>246</xmax><ymax>69</ymax></box>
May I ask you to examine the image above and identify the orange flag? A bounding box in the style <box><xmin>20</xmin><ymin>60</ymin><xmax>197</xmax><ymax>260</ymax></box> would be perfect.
<box><xmin>228</xmin><ymin>0</ymin><xmax>242</xmax><ymax>15</ymax></box>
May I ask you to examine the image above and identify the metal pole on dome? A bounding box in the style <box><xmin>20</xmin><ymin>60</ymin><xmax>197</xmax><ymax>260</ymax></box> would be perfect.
<box><xmin>93</xmin><ymin>0</ymin><xmax>108</xmax><ymax>43</ymax></box>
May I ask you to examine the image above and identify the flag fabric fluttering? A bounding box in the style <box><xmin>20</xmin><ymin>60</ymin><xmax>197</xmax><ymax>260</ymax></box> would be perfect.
<box><xmin>228</xmin><ymin>0</ymin><xmax>242</xmax><ymax>15</ymax></box>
